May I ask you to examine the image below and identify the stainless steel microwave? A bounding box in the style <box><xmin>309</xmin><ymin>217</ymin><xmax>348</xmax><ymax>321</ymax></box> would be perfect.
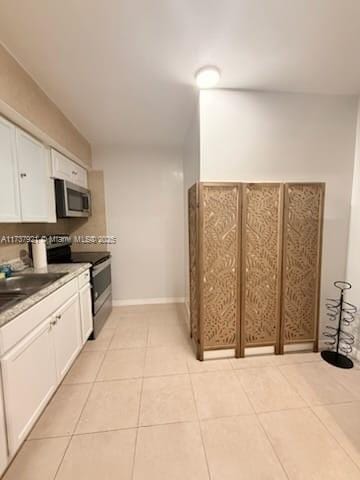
<box><xmin>55</xmin><ymin>179</ymin><xmax>91</xmax><ymax>218</ymax></box>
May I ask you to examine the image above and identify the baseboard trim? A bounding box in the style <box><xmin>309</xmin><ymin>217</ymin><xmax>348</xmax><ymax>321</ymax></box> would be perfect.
<box><xmin>112</xmin><ymin>297</ymin><xmax>185</xmax><ymax>307</ymax></box>
<box><xmin>184</xmin><ymin>301</ymin><xmax>190</xmax><ymax>318</ymax></box>
<box><xmin>351</xmin><ymin>345</ymin><xmax>360</xmax><ymax>362</ymax></box>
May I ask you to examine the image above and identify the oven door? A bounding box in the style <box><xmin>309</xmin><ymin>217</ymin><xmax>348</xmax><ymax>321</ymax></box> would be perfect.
<box><xmin>55</xmin><ymin>179</ymin><xmax>91</xmax><ymax>218</ymax></box>
<box><xmin>92</xmin><ymin>258</ymin><xmax>112</xmax><ymax>314</ymax></box>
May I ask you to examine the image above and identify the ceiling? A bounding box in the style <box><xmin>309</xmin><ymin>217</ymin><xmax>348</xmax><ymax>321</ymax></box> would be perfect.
<box><xmin>0</xmin><ymin>0</ymin><xmax>360</xmax><ymax>148</ymax></box>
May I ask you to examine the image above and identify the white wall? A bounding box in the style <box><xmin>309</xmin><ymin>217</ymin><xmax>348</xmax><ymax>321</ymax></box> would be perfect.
<box><xmin>346</xmin><ymin>100</ymin><xmax>360</xmax><ymax>359</ymax></box>
<box><xmin>93</xmin><ymin>146</ymin><xmax>185</xmax><ymax>304</ymax></box>
<box><xmin>199</xmin><ymin>89</ymin><xmax>358</xmax><ymax>341</ymax></box>
<box><xmin>182</xmin><ymin>104</ymin><xmax>200</xmax><ymax>310</ymax></box>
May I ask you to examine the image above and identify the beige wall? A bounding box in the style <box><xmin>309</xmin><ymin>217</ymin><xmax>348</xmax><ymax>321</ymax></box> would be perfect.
<box><xmin>346</xmin><ymin>101</ymin><xmax>360</xmax><ymax>361</ymax></box>
<box><xmin>182</xmin><ymin>104</ymin><xmax>200</xmax><ymax>312</ymax></box>
<box><xmin>199</xmin><ymin>89</ymin><xmax>358</xmax><ymax>345</ymax></box>
<box><xmin>0</xmin><ymin>44</ymin><xmax>91</xmax><ymax>165</ymax></box>
<box><xmin>94</xmin><ymin>146</ymin><xmax>185</xmax><ymax>303</ymax></box>
<box><xmin>0</xmin><ymin>46</ymin><xmax>109</xmax><ymax>263</ymax></box>
<box><xmin>71</xmin><ymin>170</ymin><xmax>108</xmax><ymax>252</ymax></box>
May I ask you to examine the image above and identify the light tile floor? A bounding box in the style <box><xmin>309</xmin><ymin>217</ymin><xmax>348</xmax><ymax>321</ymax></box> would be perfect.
<box><xmin>4</xmin><ymin>304</ymin><xmax>360</xmax><ymax>479</ymax></box>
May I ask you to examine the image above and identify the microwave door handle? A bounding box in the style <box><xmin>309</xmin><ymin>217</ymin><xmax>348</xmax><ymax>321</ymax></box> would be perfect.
<box><xmin>82</xmin><ymin>193</ymin><xmax>90</xmax><ymax>211</ymax></box>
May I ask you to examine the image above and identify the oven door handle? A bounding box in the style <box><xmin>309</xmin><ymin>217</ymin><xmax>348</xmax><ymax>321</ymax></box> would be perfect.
<box><xmin>92</xmin><ymin>258</ymin><xmax>111</xmax><ymax>276</ymax></box>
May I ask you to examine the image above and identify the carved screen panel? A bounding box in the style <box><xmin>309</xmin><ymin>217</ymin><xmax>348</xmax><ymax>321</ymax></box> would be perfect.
<box><xmin>200</xmin><ymin>184</ymin><xmax>240</xmax><ymax>349</ymax></box>
<box><xmin>282</xmin><ymin>183</ymin><xmax>324</xmax><ymax>343</ymax></box>
<box><xmin>188</xmin><ymin>184</ymin><xmax>199</xmax><ymax>344</ymax></box>
<box><xmin>242</xmin><ymin>184</ymin><xmax>283</xmax><ymax>349</ymax></box>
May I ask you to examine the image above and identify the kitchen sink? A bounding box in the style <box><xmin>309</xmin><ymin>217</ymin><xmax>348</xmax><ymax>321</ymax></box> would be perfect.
<box><xmin>0</xmin><ymin>272</ymin><xmax>66</xmax><ymax>313</ymax></box>
<box><xmin>0</xmin><ymin>273</ymin><xmax>66</xmax><ymax>295</ymax></box>
<box><xmin>0</xmin><ymin>292</ymin><xmax>27</xmax><ymax>313</ymax></box>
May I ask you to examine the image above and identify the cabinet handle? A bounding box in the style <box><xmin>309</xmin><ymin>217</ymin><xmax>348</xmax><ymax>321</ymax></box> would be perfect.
<box><xmin>72</xmin><ymin>171</ymin><xmax>78</xmax><ymax>175</ymax></box>
<box><xmin>56</xmin><ymin>314</ymin><xmax>61</xmax><ymax>320</ymax></box>
<box><xmin>50</xmin><ymin>319</ymin><xmax>57</xmax><ymax>327</ymax></box>
<box><xmin>20</xmin><ymin>173</ymin><xmax>27</xmax><ymax>178</ymax></box>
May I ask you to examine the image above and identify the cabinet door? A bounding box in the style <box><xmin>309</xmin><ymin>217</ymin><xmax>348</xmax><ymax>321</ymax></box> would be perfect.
<box><xmin>0</xmin><ymin>117</ymin><xmax>21</xmax><ymax>222</ymax></box>
<box><xmin>74</xmin><ymin>164</ymin><xmax>88</xmax><ymax>188</ymax></box>
<box><xmin>79</xmin><ymin>284</ymin><xmax>93</xmax><ymax>344</ymax></box>
<box><xmin>51</xmin><ymin>149</ymin><xmax>88</xmax><ymax>188</ymax></box>
<box><xmin>51</xmin><ymin>149</ymin><xmax>73</xmax><ymax>182</ymax></box>
<box><xmin>0</xmin><ymin>376</ymin><xmax>8</xmax><ymax>476</ymax></box>
<box><xmin>53</xmin><ymin>294</ymin><xmax>82</xmax><ymax>381</ymax></box>
<box><xmin>45</xmin><ymin>149</ymin><xmax>57</xmax><ymax>223</ymax></box>
<box><xmin>1</xmin><ymin>318</ymin><xmax>56</xmax><ymax>455</ymax></box>
<box><xmin>16</xmin><ymin>129</ymin><xmax>49</xmax><ymax>222</ymax></box>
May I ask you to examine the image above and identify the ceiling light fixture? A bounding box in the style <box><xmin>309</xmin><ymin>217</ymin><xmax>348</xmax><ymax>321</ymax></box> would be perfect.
<box><xmin>195</xmin><ymin>66</ymin><xmax>221</xmax><ymax>89</ymax></box>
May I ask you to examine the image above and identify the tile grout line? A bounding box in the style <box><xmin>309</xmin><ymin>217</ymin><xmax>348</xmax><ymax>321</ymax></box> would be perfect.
<box><xmin>53</xmin><ymin>346</ymin><xmax>108</xmax><ymax>480</ymax></box>
<box><xmin>129</xmin><ymin>317</ymin><xmax>149</xmax><ymax>480</ymax></box>
<box><xmin>274</xmin><ymin>364</ymin><xmax>310</xmax><ymax>407</ymax></box>
<box><xmin>232</xmin><ymin>365</ymin><xmax>291</xmax><ymax>480</ymax></box>
<box><xmin>277</xmin><ymin>362</ymin><xmax>358</xmax><ymax>408</ymax></box>
<box><xmin>255</xmin><ymin>412</ymin><xmax>291</xmax><ymax>480</ymax></box>
<box><xmin>309</xmin><ymin>403</ymin><xmax>360</xmax><ymax>474</ymax></box>
<box><xmin>187</xmin><ymin>360</ymin><xmax>212</xmax><ymax>480</ymax></box>
<box><xmin>321</xmin><ymin>363</ymin><xmax>360</xmax><ymax>400</ymax></box>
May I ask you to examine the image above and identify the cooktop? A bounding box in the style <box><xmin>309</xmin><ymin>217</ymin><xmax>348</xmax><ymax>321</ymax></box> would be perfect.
<box><xmin>70</xmin><ymin>251</ymin><xmax>110</xmax><ymax>266</ymax></box>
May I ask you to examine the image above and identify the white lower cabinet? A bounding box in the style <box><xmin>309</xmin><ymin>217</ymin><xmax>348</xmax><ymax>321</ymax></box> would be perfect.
<box><xmin>1</xmin><ymin>318</ymin><xmax>57</xmax><ymax>455</ymax></box>
<box><xmin>52</xmin><ymin>294</ymin><xmax>82</xmax><ymax>381</ymax></box>
<box><xmin>0</xmin><ymin>375</ymin><xmax>9</xmax><ymax>477</ymax></box>
<box><xmin>79</xmin><ymin>284</ymin><xmax>93</xmax><ymax>344</ymax></box>
<box><xmin>0</xmin><ymin>269</ymin><xmax>91</xmax><ymax>462</ymax></box>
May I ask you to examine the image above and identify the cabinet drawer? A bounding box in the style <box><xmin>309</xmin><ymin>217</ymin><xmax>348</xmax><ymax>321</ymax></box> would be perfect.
<box><xmin>0</xmin><ymin>278</ymin><xmax>77</xmax><ymax>355</ymax></box>
<box><xmin>78</xmin><ymin>269</ymin><xmax>90</xmax><ymax>289</ymax></box>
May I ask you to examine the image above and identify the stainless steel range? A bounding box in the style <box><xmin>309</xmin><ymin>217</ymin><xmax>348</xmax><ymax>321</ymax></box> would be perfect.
<box><xmin>29</xmin><ymin>236</ymin><xmax>112</xmax><ymax>338</ymax></box>
<box><xmin>71</xmin><ymin>251</ymin><xmax>112</xmax><ymax>338</ymax></box>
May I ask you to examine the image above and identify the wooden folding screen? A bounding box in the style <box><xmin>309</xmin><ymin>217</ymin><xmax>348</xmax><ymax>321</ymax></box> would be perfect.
<box><xmin>188</xmin><ymin>184</ymin><xmax>199</xmax><ymax>354</ymax></box>
<box><xmin>239</xmin><ymin>183</ymin><xmax>283</xmax><ymax>356</ymax></box>
<box><xmin>188</xmin><ymin>182</ymin><xmax>325</xmax><ymax>360</ymax></box>
<box><xmin>197</xmin><ymin>183</ymin><xmax>241</xmax><ymax>360</ymax></box>
<box><xmin>280</xmin><ymin>183</ymin><xmax>325</xmax><ymax>352</ymax></box>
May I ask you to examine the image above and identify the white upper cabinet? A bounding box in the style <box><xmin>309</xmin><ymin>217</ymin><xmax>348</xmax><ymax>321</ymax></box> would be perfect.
<box><xmin>16</xmin><ymin>129</ymin><xmax>51</xmax><ymax>222</ymax></box>
<box><xmin>0</xmin><ymin>117</ymin><xmax>56</xmax><ymax>223</ymax></box>
<box><xmin>0</xmin><ymin>117</ymin><xmax>21</xmax><ymax>222</ymax></box>
<box><xmin>51</xmin><ymin>149</ymin><xmax>88</xmax><ymax>188</ymax></box>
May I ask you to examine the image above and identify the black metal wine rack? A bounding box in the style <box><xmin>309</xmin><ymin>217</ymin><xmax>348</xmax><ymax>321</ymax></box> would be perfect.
<box><xmin>321</xmin><ymin>281</ymin><xmax>357</xmax><ymax>369</ymax></box>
